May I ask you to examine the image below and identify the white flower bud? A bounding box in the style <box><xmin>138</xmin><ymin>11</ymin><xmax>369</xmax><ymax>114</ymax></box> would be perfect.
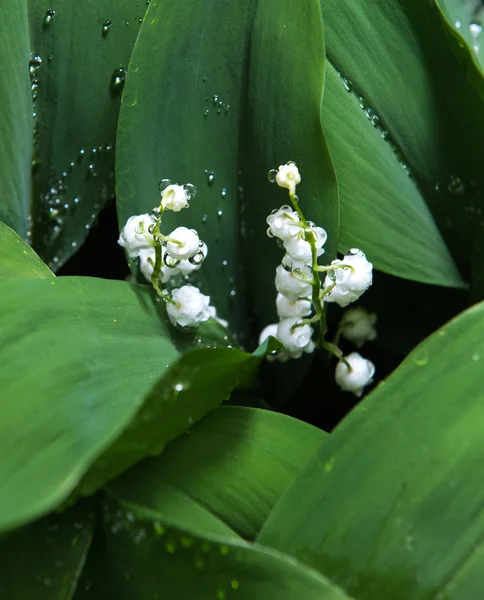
<box><xmin>276</xmin><ymin>293</ymin><xmax>312</xmax><ymax>319</ymax></box>
<box><xmin>283</xmin><ymin>225</ymin><xmax>327</xmax><ymax>265</ymax></box>
<box><xmin>275</xmin><ymin>264</ymin><xmax>313</xmax><ymax>302</ymax></box>
<box><xmin>276</xmin><ymin>317</ymin><xmax>315</xmax><ymax>359</ymax></box>
<box><xmin>166</xmin><ymin>227</ymin><xmax>201</xmax><ymax>260</ymax></box>
<box><xmin>335</xmin><ymin>352</ymin><xmax>375</xmax><ymax>397</ymax></box>
<box><xmin>266</xmin><ymin>206</ymin><xmax>302</xmax><ymax>240</ymax></box>
<box><xmin>323</xmin><ymin>249</ymin><xmax>373</xmax><ymax>307</ymax></box>
<box><xmin>275</xmin><ymin>162</ymin><xmax>301</xmax><ymax>195</ymax></box>
<box><xmin>340</xmin><ymin>307</ymin><xmax>377</xmax><ymax>348</ymax></box>
<box><xmin>118</xmin><ymin>214</ymin><xmax>155</xmax><ymax>258</ymax></box>
<box><xmin>166</xmin><ymin>285</ymin><xmax>211</xmax><ymax>328</ymax></box>
<box><xmin>177</xmin><ymin>242</ymin><xmax>207</xmax><ymax>275</ymax></box>
<box><xmin>161</xmin><ymin>184</ymin><xmax>194</xmax><ymax>212</ymax></box>
<box><xmin>139</xmin><ymin>247</ymin><xmax>179</xmax><ymax>284</ymax></box>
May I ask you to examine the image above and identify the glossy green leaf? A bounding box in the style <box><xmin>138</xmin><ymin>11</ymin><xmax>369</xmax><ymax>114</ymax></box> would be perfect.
<box><xmin>0</xmin><ymin>221</ymin><xmax>53</xmax><ymax>281</ymax></box>
<box><xmin>75</xmin><ymin>347</ymin><xmax>269</xmax><ymax>499</ymax></box>
<box><xmin>0</xmin><ymin>503</ymin><xmax>94</xmax><ymax>600</ymax></box>
<box><xmin>107</xmin><ymin>406</ymin><xmax>327</xmax><ymax>539</ymax></box>
<box><xmin>0</xmin><ymin>276</ymin><xmax>178</xmax><ymax>533</ymax></box>
<box><xmin>0</xmin><ymin>1</ymin><xmax>32</xmax><ymax>237</ymax></box>
<box><xmin>27</xmin><ymin>0</ymin><xmax>148</xmax><ymax>270</ymax></box>
<box><xmin>436</xmin><ymin>0</ymin><xmax>484</xmax><ymax>72</ymax></box>
<box><xmin>259</xmin><ymin>301</ymin><xmax>484</xmax><ymax>599</ymax></box>
<box><xmin>324</xmin><ymin>66</ymin><xmax>463</xmax><ymax>288</ymax></box>
<box><xmin>321</xmin><ymin>0</ymin><xmax>484</xmax><ymax>290</ymax></box>
<box><xmin>74</xmin><ymin>499</ymin><xmax>351</xmax><ymax>600</ymax></box>
<box><xmin>116</xmin><ymin>0</ymin><xmax>338</xmax><ymax>335</ymax></box>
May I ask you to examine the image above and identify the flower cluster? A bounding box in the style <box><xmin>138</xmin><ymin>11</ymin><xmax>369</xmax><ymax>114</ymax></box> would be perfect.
<box><xmin>259</xmin><ymin>162</ymin><xmax>376</xmax><ymax>396</ymax></box>
<box><xmin>119</xmin><ymin>181</ymin><xmax>223</xmax><ymax>329</ymax></box>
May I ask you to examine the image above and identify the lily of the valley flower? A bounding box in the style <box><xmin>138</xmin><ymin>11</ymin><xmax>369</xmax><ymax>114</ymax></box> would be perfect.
<box><xmin>166</xmin><ymin>226</ymin><xmax>201</xmax><ymax>261</ymax></box>
<box><xmin>166</xmin><ymin>285</ymin><xmax>211</xmax><ymax>328</ymax></box>
<box><xmin>323</xmin><ymin>249</ymin><xmax>373</xmax><ymax>307</ymax></box>
<box><xmin>266</xmin><ymin>205</ymin><xmax>302</xmax><ymax>240</ymax></box>
<box><xmin>335</xmin><ymin>352</ymin><xmax>375</xmax><ymax>397</ymax></box>
<box><xmin>275</xmin><ymin>264</ymin><xmax>313</xmax><ymax>301</ymax></box>
<box><xmin>276</xmin><ymin>317</ymin><xmax>315</xmax><ymax>359</ymax></box>
<box><xmin>340</xmin><ymin>306</ymin><xmax>377</xmax><ymax>348</ymax></box>
<box><xmin>161</xmin><ymin>183</ymin><xmax>196</xmax><ymax>212</ymax></box>
<box><xmin>118</xmin><ymin>214</ymin><xmax>156</xmax><ymax>257</ymax></box>
<box><xmin>275</xmin><ymin>162</ymin><xmax>301</xmax><ymax>195</ymax></box>
<box><xmin>276</xmin><ymin>293</ymin><xmax>312</xmax><ymax>319</ymax></box>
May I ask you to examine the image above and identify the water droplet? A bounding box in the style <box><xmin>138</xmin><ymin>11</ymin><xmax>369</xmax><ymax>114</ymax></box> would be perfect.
<box><xmin>29</xmin><ymin>54</ymin><xmax>43</xmax><ymax>76</ymax></box>
<box><xmin>202</xmin><ymin>76</ymin><xmax>207</xmax><ymax>82</ymax></box>
<box><xmin>174</xmin><ymin>383</ymin><xmax>184</xmax><ymax>392</ymax></box>
<box><xmin>455</xmin><ymin>20</ymin><xmax>462</xmax><ymax>29</ymax></box>
<box><xmin>448</xmin><ymin>175</ymin><xmax>465</xmax><ymax>196</ymax></box>
<box><xmin>207</xmin><ymin>171</ymin><xmax>215</xmax><ymax>185</ymax></box>
<box><xmin>222</xmin><ymin>260</ymin><xmax>228</xmax><ymax>267</ymax></box>
<box><xmin>231</xmin><ymin>580</ymin><xmax>239</xmax><ymax>590</ymax></box>
<box><xmin>203</xmin><ymin>109</ymin><xmax>209</xmax><ymax>117</ymax></box>
<box><xmin>229</xmin><ymin>289</ymin><xmax>236</xmax><ymax>297</ymax></box>
<box><xmin>43</xmin><ymin>9</ymin><xmax>55</xmax><ymax>27</ymax></box>
<box><xmin>358</xmin><ymin>96</ymin><xmax>365</xmax><ymax>109</ymax></box>
<box><xmin>268</xmin><ymin>169</ymin><xmax>277</xmax><ymax>183</ymax></box>
<box><xmin>221</xmin><ymin>188</ymin><xmax>227</xmax><ymax>198</ymax></box>
<box><xmin>202</xmin><ymin>214</ymin><xmax>208</xmax><ymax>223</ymax></box>
<box><xmin>472</xmin><ymin>353</ymin><xmax>480</xmax><ymax>362</ymax></box>
<box><xmin>342</xmin><ymin>77</ymin><xmax>352</xmax><ymax>92</ymax></box>
<box><xmin>102</xmin><ymin>19</ymin><xmax>112</xmax><ymax>35</ymax></box>
<box><xmin>212</xmin><ymin>94</ymin><xmax>219</xmax><ymax>106</ymax></box>
<box><xmin>111</xmin><ymin>67</ymin><xmax>127</xmax><ymax>93</ymax></box>
<box><xmin>217</xmin><ymin>209</ymin><xmax>223</xmax><ymax>218</ymax></box>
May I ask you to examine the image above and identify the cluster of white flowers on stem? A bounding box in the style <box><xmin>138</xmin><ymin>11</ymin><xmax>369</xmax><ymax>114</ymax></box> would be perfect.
<box><xmin>119</xmin><ymin>180</ymin><xmax>223</xmax><ymax>329</ymax></box>
<box><xmin>259</xmin><ymin>161</ymin><xmax>376</xmax><ymax>397</ymax></box>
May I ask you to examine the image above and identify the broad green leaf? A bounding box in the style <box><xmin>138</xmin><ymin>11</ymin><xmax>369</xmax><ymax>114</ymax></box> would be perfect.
<box><xmin>75</xmin><ymin>347</ymin><xmax>269</xmax><ymax>499</ymax></box>
<box><xmin>321</xmin><ymin>0</ymin><xmax>484</xmax><ymax>290</ymax></box>
<box><xmin>0</xmin><ymin>503</ymin><xmax>94</xmax><ymax>600</ymax></box>
<box><xmin>0</xmin><ymin>221</ymin><xmax>53</xmax><ymax>281</ymax></box>
<box><xmin>324</xmin><ymin>65</ymin><xmax>464</xmax><ymax>288</ymax></box>
<box><xmin>107</xmin><ymin>406</ymin><xmax>327</xmax><ymax>539</ymax></box>
<box><xmin>116</xmin><ymin>0</ymin><xmax>338</xmax><ymax>335</ymax></box>
<box><xmin>74</xmin><ymin>499</ymin><xmax>351</xmax><ymax>600</ymax></box>
<box><xmin>27</xmin><ymin>0</ymin><xmax>148</xmax><ymax>270</ymax></box>
<box><xmin>258</xmin><ymin>301</ymin><xmax>484</xmax><ymax>599</ymax></box>
<box><xmin>0</xmin><ymin>1</ymin><xmax>32</xmax><ymax>237</ymax></box>
<box><xmin>0</xmin><ymin>276</ymin><xmax>178</xmax><ymax>533</ymax></box>
<box><xmin>436</xmin><ymin>0</ymin><xmax>484</xmax><ymax>73</ymax></box>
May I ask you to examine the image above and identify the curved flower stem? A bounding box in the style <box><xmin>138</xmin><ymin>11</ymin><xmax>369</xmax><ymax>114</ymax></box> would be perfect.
<box><xmin>322</xmin><ymin>341</ymin><xmax>351</xmax><ymax>369</ymax></box>
<box><xmin>315</xmin><ymin>263</ymin><xmax>355</xmax><ymax>274</ymax></box>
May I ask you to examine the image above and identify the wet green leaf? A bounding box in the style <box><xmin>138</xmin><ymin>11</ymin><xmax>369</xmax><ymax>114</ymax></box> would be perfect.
<box><xmin>259</xmin><ymin>301</ymin><xmax>484</xmax><ymax>599</ymax></box>
<box><xmin>107</xmin><ymin>406</ymin><xmax>327</xmax><ymax>539</ymax></box>
<box><xmin>0</xmin><ymin>221</ymin><xmax>53</xmax><ymax>281</ymax></box>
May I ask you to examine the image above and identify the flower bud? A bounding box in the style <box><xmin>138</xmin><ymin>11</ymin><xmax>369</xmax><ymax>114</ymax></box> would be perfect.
<box><xmin>166</xmin><ymin>285</ymin><xmax>211</xmax><ymax>328</ymax></box>
<box><xmin>323</xmin><ymin>249</ymin><xmax>373</xmax><ymax>307</ymax></box>
<box><xmin>276</xmin><ymin>317</ymin><xmax>315</xmax><ymax>359</ymax></box>
<box><xmin>339</xmin><ymin>307</ymin><xmax>377</xmax><ymax>348</ymax></box>
<box><xmin>275</xmin><ymin>264</ymin><xmax>313</xmax><ymax>301</ymax></box>
<box><xmin>275</xmin><ymin>162</ymin><xmax>301</xmax><ymax>195</ymax></box>
<box><xmin>283</xmin><ymin>225</ymin><xmax>327</xmax><ymax>265</ymax></box>
<box><xmin>118</xmin><ymin>214</ymin><xmax>156</xmax><ymax>258</ymax></box>
<box><xmin>335</xmin><ymin>352</ymin><xmax>375</xmax><ymax>396</ymax></box>
<box><xmin>166</xmin><ymin>227</ymin><xmax>201</xmax><ymax>260</ymax></box>
<box><xmin>161</xmin><ymin>183</ymin><xmax>194</xmax><ymax>212</ymax></box>
<box><xmin>276</xmin><ymin>293</ymin><xmax>312</xmax><ymax>319</ymax></box>
<box><xmin>177</xmin><ymin>242</ymin><xmax>208</xmax><ymax>275</ymax></box>
<box><xmin>266</xmin><ymin>206</ymin><xmax>302</xmax><ymax>240</ymax></box>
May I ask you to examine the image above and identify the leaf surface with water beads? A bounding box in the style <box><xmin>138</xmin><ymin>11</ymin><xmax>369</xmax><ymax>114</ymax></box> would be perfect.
<box><xmin>258</xmin><ymin>301</ymin><xmax>484</xmax><ymax>599</ymax></box>
<box><xmin>320</xmin><ymin>0</ymin><xmax>484</xmax><ymax>291</ymax></box>
<box><xmin>116</xmin><ymin>0</ymin><xmax>338</xmax><ymax>338</ymax></box>
<box><xmin>107</xmin><ymin>406</ymin><xmax>328</xmax><ymax>540</ymax></box>
<box><xmin>73</xmin><ymin>498</ymin><xmax>351</xmax><ymax>600</ymax></box>
<box><xmin>0</xmin><ymin>221</ymin><xmax>53</xmax><ymax>281</ymax></box>
<box><xmin>0</xmin><ymin>1</ymin><xmax>32</xmax><ymax>238</ymax></box>
<box><xmin>26</xmin><ymin>0</ymin><xmax>148</xmax><ymax>270</ymax></box>
<box><xmin>0</xmin><ymin>503</ymin><xmax>94</xmax><ymax>600</ymax></box>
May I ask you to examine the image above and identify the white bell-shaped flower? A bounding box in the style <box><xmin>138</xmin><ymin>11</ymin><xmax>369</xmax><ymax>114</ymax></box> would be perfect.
<box><xmin>277</xmin><ymin>317</ymin><xmax>315</xmax><ymax>359</ymax></box>
<box><xmin>283</xmin><ymin>225</ymin><xmax>327</xmax><ymax>265</ymax></box>
<box><xmin>340</xmin><ymin>307</ymin><xmax>377</xmax><ymax>348</ymax></box>
<box><xmin>323</xmin><ymin>249</ymin><xmax>373</xmax><ymax>307</ymax></box>
<box><xmin>266</xmin><ymin>206</ymin><xmax>302</xmax><ymax>240</ymax></box>
<box><xmin>275</xmin><ymin>162</ymin><xmax>301</xmax><ymax>195</ymax></box>
<box><xmin>177</xmin><ymin>242</ymin><xmax>208</xmax><ymax>275</ymax></box>
<box><xmin>166</xmin><ymin>227</ymin><xmax>201</xmax><ymax>261</ymax></box>
<box><xmin>161</xmin><ymin>183</ymin><xmax>195</xmax><ymax>212</ymax></box>
<box><xmin>118</xmin><ymin>214</ymin><xmax>156</xmax><ymax>258</ymax></box>
<box><xmin>166</xmin><ymin>285</ymin><xmax>211</xmax><ymax>328</ymax></box>
<box><xmin>139</xmin><ymin>247</ymin><xmax>179</xmax><ymax>284</ymax></box>
<box><xmin>276</xmin><ymin>293</ymin><xmax>312</xmax><ymax>319</ymax></box>
<box><xmin>335</xmin><ymin>352</ymin><xmax>375</xmax><ymax>397</ymax></box>
<box><xmin>275</xmin><ymin>264</ymin><xmax>313</xmax><ymax>302</ymax></box>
